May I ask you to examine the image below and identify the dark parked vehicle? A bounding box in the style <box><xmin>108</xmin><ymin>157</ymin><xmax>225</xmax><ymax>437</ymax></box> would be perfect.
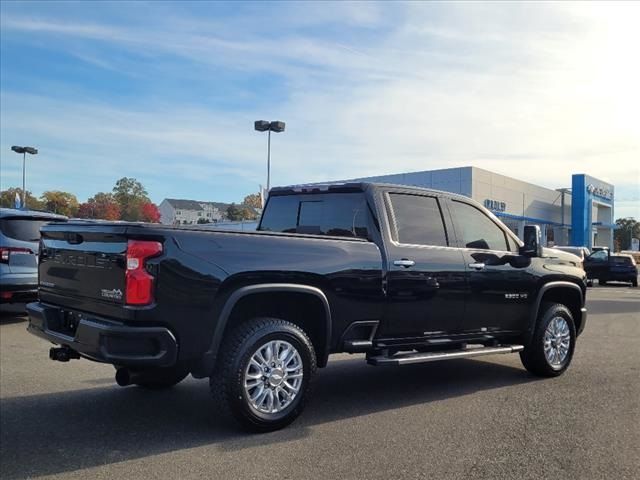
<box><xmin>584</xmin><ymin>249</ymin><xmax>638</xmax><ymax>287</ymax></box>
<box><xmin>0</xmin><ymin>208</ymin><xmax>66</xmax><ymax>304</ymax></box>
<box><xmin>26</xmin><ymin>183</ymin><xmax>587</xmax><ymax>431</ymax></box>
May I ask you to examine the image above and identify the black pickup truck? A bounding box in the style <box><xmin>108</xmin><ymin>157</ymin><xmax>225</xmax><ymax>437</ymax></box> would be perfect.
<box><xmin>27</xmin><ymin>182</ymin><xmax>587</xmax><ymax>431</ymax></box>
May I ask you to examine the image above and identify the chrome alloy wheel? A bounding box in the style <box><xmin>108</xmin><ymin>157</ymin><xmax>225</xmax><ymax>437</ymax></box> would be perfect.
<box><xmin>543</xmin><ymin>316</ymin><xmax>571</xmax><ymax>368</ymax></box>
<box><xmin>243</xmin><ymin>340</ymin><xmax>304</xmax><ymax>414</ymax></box>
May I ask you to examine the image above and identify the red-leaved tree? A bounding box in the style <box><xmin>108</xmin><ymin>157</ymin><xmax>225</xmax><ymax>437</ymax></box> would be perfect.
<box><xmin>76</xmin><ymin>193</ymin><xmax>121</xmax><ymax>220</ymax></box>
<box><xmin>140</xmin><ymin>202</ymin><xmax>161</xmax><ymax>223</ymax></box>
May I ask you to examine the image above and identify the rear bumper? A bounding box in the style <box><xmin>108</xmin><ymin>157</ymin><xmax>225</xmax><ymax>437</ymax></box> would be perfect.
<box><xmin>26</xmin><ymin>302</ymin><xmax>178</xmax><ymax>368</ymax></box>
<box><xmin>602</xmin><ymin>272</ymin><xmax>637</xmax><ymax>282</ymax></box>
<box><xmin>0</xmin><ymin>285</ymin><xmax>37</xmax><ymax>303</ymax></box>
<box><xmin>0</xmin><ymin>274</ymin><xmax>38</xmax><ymax>303</ymax></box>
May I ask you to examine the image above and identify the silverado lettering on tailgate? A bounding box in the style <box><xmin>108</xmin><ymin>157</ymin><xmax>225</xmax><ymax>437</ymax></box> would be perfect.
<box><xmin>45</xmin><ymin>249</ymin><xmax>120</xmax><ymax>269</ymax></box>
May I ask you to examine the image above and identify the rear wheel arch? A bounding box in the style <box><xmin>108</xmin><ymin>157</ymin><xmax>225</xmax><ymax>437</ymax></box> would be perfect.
<box><xmin>201</xmin><ymin>284</ymin><xmax>332</xmax><ymax>374</ymax></box>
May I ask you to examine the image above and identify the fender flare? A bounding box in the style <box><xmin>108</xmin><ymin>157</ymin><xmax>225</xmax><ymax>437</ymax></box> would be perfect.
<box><xmin>525</xmin><ymin>281</ymin><xmax>584</xmax><ymax>346</ymax></box>
<box><xmin>198</xmin><ymin>283</ymin><xmax>332</xmax><ymax>376</ymax></box>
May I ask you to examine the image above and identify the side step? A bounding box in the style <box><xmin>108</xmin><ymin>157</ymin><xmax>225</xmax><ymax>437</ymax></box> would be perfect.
<box><xmin>367</xmin><ymin>345</ymin><xmax>524</xmax><ymax>366</ymax></box>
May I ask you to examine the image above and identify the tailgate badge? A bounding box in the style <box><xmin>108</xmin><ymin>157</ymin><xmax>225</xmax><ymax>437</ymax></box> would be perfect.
<box><xmin>101</xmin><ymin>288</ymin><xmax>123</xmax><ymax>300</ymax></box>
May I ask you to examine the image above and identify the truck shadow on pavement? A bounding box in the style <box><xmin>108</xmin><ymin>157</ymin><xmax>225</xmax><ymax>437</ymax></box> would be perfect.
<box><xmin>0</xmin><ymin>357</ymin><xmax>537</xmax><ymax>479</ymax></box>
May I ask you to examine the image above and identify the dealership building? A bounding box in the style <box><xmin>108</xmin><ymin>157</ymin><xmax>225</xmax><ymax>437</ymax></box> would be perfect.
<box><xmin>349</xmin><ymin>167</ymin><xmax>614</xmax><ymax>250</ymax></box>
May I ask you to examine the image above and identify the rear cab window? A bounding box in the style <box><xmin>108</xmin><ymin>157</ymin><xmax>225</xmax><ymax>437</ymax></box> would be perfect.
<box><xmin>0</xmin><ymin>217</ymin><xmax>65</xmax><ymax>243</ymax></box>
<box><xmin>259</xmin><ymin>193</ymin><xmax>375</xmax><ymax>240</ymax></box>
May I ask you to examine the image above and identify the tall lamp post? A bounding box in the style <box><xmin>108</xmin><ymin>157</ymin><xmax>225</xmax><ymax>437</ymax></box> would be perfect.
<box><xmin>254</xmin><ymin>120</ymin><xmax>285</xmax><ymax>193</ymax></box>
<box><xmin>11</xmin><ymin>145</ymin><xmax>38</xmax><ymax>209</ymax></box>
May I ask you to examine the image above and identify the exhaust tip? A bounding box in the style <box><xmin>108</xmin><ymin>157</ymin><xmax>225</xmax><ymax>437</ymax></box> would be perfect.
<box><xmin>115</xmin><ymin>368</ymin><xmax>131</xmax><ymax>387</ymax></box>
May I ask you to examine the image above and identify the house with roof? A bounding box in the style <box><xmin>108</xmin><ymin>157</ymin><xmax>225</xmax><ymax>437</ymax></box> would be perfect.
<box><xmin>159</xmin><ymin>199</ymin><xmax>229</xmax><ymax>225</ymax></box>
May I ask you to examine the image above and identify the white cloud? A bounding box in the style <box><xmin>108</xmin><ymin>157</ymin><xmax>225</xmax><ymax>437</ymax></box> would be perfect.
<box><xmin>0</xmin><ymin>1</ymin><xmax>638</xmax><ymax>214</ymax></box>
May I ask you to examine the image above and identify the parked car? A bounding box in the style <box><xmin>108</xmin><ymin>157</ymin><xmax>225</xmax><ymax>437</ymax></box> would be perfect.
<box><xmin>584</xmin><ymin>249</ymin><xmax>637</xmax><ymax>287</ymax></box>
<box><xmin>608</xmin><ymin>255</ymin><xmax>638</xmax><ymax>286</ymax></box>
<box><xmin>26</xmin><ymin>183</ymin><xmax>587</xmax><ymax>431</ymax></box>
<box><xmin>0</xmin><ymin>208</ymin><xmax>67</xmax><ymax>304</ymax></box>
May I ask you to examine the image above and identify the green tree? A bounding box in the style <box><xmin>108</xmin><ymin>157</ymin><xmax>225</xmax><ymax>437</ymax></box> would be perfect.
<box><xmin>614</xmin><ymin>217</ymin><xmax>639</xmax><ymax>251</ymax></box>
<box><xmin>243</xmin><ymin>192</ymin><xmax>262</xmax><ymax>209</ymax></box>
<box><xmin>226</xmin><ymin>203</ymin><xmax>242</xmax><ymax>221</ymax></box>
<box><xmin>227</xmin><ymin>203</ymin><xmax>258</xmax><ymax>221</ymax></box>
<box><xmin>112</xmin><ymin>177</ymin><xmax>151</xmax><ymax>221</ymax></box>
<box><xmin>40</xmin><ymin>191</ymin><xmax>79</xmax><ymax>216</ymax></box>
<box><xmin>0</xmin><ymin>187</ymin><xmax>45</xmax><ymax>210</ymax></box>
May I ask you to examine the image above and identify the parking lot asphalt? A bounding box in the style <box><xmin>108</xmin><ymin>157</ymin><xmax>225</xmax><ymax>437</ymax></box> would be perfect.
<box><xmin>1</xmin><ymin>285</ymin><xmax>638</xmax><ymax>480</ymax></box>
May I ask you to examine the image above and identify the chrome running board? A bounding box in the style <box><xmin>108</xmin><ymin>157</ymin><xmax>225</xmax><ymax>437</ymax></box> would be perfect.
<box><xmin>367</xmin><ymin>345</ymin><xmax>524</xmax><ymax>366</ymax></box>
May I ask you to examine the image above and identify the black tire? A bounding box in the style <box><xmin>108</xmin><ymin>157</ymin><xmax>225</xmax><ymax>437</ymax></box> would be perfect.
<box><xmin>210</xmin><ymin>317</ymin><xmax>317</xmax><ymax>432</ymax></box>
<box><xmin>632</xmin><ymin>278</ymin><xmax>638</xmax><ymax>288</ymax></box>
<box><xmin>599</xmin><ymin>279</ymin><xmax>607</xmax><ymax>285</ymax></box>
<box><xmin>520</xmin><ymin>302</ymin><xmax>576</xmax><ymax>377</ymax></box>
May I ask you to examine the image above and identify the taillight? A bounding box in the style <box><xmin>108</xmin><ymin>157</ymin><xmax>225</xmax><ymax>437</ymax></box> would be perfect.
<box><xmin>0</xmin><ymin>247</ymin><xmax>33</xmax><ymax>263</ymax></box>
<box><xmin>125</xmin><ymin>240</ymin><xmax>162</xmax><ymax>305</ymax></box>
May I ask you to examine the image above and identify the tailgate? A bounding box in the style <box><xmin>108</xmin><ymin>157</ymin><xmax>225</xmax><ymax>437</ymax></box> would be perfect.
<box><xmin>39</xmin><ymin>224</ymin><xmax>128</xmax><ymax>304</ymax></box>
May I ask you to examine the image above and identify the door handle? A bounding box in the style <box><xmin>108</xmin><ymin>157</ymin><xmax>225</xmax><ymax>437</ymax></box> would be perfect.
<box><xmin>394</xmin><ymin>259</ymin><xmax>415</xmax><ymax>268</ymax></box>
<box><xmin>468</xmin><ymin>262</ymin><xmax>485</xmax><ymax>270</ymax></box>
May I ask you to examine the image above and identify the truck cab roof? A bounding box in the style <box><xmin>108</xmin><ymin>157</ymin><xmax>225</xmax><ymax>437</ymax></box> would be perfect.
<box><xmin>269</xmin><ymin>181</ymin><xmax>471</xmax><ymax>202</ymax></box>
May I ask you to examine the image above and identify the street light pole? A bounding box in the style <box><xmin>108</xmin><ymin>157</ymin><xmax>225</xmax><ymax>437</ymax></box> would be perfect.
<box><xmin>11</xmin><ymin>146</ymin><xmax>38</xmax><ymax>209</ymax></box>
<box><xmin>22</xmin><ymin>151</ymin><xmax>26</xmax><ymax>207</ymax></box>
<box><xmin>267</xmin><ymin>129</ymin><xmax>271</xmax><ymax>192</ymax></box>
<box><xmin>254</xmin><ymin>120</ymin><xmax>285</xmax><ymax>195</ymax></box>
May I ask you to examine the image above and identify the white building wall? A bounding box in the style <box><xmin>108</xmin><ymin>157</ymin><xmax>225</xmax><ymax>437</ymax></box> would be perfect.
<box><xmin>201</xmin><ymin>204</ymin><xmax>224</xmax><ymax>222</ymax></box>
<box><xmin>354</xmin><ymin>167</ymin><xmax>473</xmax><ymax>196</ymax></box>
<box><xmin>159</xmin><ymin>200</ymin><xmax>176</xmax><ymax>225</ymax></box>
<box><xmin>176</xmin><ymin>209</ymin><xmax>203</xmax><ymax>225</ymax></box>
<box><xmin>469</xmin><ymin>167</ymin><xmax>572</xmax><ymax>245</ymax></box>
<box><xmin>160</xmin><ymin>203</ymin><xmax>226</xmax><ymax>225</ymax></box>
<box><xmin>351</xmin><ymin>166</ymin><xmax>575</xmax><ymax>246</ymax></box>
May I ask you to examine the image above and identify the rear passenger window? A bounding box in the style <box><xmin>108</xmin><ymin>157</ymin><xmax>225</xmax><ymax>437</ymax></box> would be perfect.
<box><xmin>612</xmin><ymin>256</ymin><xmax>633</xmax><ymax>265</ymax></box>
<box><xmin>0</xmin><ymin>218</ymin><xmax>63</xmax><ymax>242</ymax></box>
<box><xmin>259</xmin><ymin>193</ymin><xmax>373</xmax><ymax>239</ymax></box>
<box><xmin>389</xmin><ymin>194</ymin><xmax>448</xmax><ymax>246</ymax></box>
<box><xmin>450</xmin><ymin>201</ymin><xmax>509</xmax><ymax>251</ymax></box>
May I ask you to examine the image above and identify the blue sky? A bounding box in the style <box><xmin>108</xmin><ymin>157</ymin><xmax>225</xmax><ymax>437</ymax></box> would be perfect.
<box><xmin>0</xmin><ymin>1</ymin><xmax>638</xmax><ymax>218</ymax></box>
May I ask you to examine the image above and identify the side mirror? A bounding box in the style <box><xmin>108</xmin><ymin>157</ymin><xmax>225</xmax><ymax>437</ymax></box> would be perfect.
<box><xmin>521</xmin><ymin>225</ymin><xmax>543</xmax><ymax>257</ymax></box>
